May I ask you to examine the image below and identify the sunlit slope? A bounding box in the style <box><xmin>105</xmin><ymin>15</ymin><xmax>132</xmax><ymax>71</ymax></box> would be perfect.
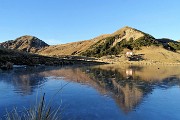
<box><xmin>38</xmin><ymin>26</ymin><xmax>150</xmax><ymax>56</ymax></box>
<box><xmin>134</xmin><ymin>46</ymin><xmax>180</xmax><ymax>63</ymax></box>
<box><xmin>38</xmin><ymin>34</ymin><xmax>111</xmax><ymax>56</ymax></box>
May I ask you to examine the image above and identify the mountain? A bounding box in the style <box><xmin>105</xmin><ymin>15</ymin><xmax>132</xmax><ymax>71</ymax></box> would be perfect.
<box><xmin>1</xmin><ymin>26</ymin><xmax>180</xmax><ymax>64</ymax></box>
<box><xmin>38</xmin><ymin>26</ymin><xmax>180</xmax><ymax>64</ymax></box>
<box><xmin>80</xmin><ymin>26</ymin><xmax>159</xmax><ymax>57</ymax></box>
<box><xmin>0</xmin><ymin>35</ymin><xmax>49</xmax><ymax>53</ymax></box>
<box><xmin>38</xmin><ymin>26</ymin><xmax>155</xmax><ymax>56</ymax></box>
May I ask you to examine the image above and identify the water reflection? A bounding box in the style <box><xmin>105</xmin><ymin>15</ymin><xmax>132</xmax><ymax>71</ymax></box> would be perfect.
<box><xmin>0</xmin><ymin>65</ymin><xmax>180</xmax><ymax>113</ymax></box>
<box><xmin>82</xmin><ymin>65</ymin><xmax>180</xmax><ymax>112</ymax></box>
<box><xmin>0</xmin><ymin>66</ymin><xmax>48</xmax><ymax>95</ymax></box>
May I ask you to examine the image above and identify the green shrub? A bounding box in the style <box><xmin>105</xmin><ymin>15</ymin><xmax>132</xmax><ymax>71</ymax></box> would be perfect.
<box><xmin>81</xmin><ymin>35</ymin><xmax>161</xmax><ymax>57</ymax></box>
<box><xmin>81</xmin><ymin>36</ymin><xmax>115</xmax><ymax>57</ymax></box>
<box><xmin>168</xmin><ymin>42</ymin><xmax>180</xmax><ymax>51</ymax></box>
<box><xmin>132</xmin><ymin>36</ymin><xmax>160</xmax><ymax>48</ymax></box>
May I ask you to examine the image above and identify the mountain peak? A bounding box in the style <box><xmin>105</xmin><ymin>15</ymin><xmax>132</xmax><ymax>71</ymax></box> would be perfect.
<box><xmin>16</xmin><ymin>35</ymin><xmax>34</xmax><ymax>39</ymax></box>
<box><xmin>122</xmin><ymin>26</ymin><xmax>133</xmax><ymax>29</ymax></box>
<box><xmin>15</xmin><ymin>35</ymin><xmax>41</xmax><ymax>42</ymax></box>
<box><xmin>113</xmin><ymin>26</ymin><xmax>143</xmax><ymax>34</ymax></box>
<box><xmin>110</xmin><ymin>26</ymin><xmax>147</xmax><ymax>43</ymax></box>
<box><xmin>0</xmin><ymin>35</ymin><xmax>49</xmax><ymax>53</ymax></box>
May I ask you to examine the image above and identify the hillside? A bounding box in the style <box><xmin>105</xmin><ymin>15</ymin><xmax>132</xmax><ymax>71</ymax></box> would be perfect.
<box><xmin>1</xmin><ymin>26</ymin><xmax>180</xmax><ymax>64</ymax></box>
<box><xmin>38</xmin><ymin>34</ymin><xmax>111</xmax><ymax>56</ymax></box>
<box><xmin>38</xmin><ymin>39</ymin><xmax>99</xmax><ymax>56</ymax></box>
<box><xmin>134</xmin><ymin>46</ymin><xmax>180</xmax><ymax>63</ymax></box>
<box><xmin>37</xmin><ymin>26</ymin><xmax>178</xmax><ymax>64</ymax></box>
<box><xmin>80</xmin><ymin>26</ymin><xmax>158</xmax><ymax>57</ymax></box>
<box><xmin>0</xmin><ymin>35</ymin><xmax>49</xmax><ymax>53</ymax></box>
<box><xmin>0</xmin><ymin>47</ymin><xmax>64</xmax><ymax>67</ymax></box>
<box><xmin>38</xmin><ymin>26</ymin><xmax>156</xmax><ymax>56</ymax></box>
<box><xmin>98</xmin><ymin>46</ymin><xmax>180</xmax><ymax>64</ymax></box>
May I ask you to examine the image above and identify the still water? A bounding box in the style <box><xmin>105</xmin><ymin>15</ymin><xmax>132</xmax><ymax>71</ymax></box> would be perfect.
<box><xmin>0</xmin><ymin>65</ymin><xmax>180</xmax><ymax>120</ymax></box>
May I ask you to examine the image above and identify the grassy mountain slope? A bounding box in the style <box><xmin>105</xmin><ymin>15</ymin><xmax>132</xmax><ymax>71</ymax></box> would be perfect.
<box><xmin>134</xmin><ymin>46</ymin><xmax>180</xmax><ymax>63</ymax></box>
<box><xmin>38</xmin><ymin>26</ymin><xmax>155</xmax><ymax>56</ymax></box>
<box><xmin>97</xmin><ymin>46</ymin><xmax>180</xmax><ymax>64</ymax></box>
<box><xmin>38</xmin><ymin>34</ymin><xmax>110</xmax><ymax>56</ymax></box>
<box><xmin>81</xmin><ymin>26</ymin><xmax>159</xmax><ymax>57</ymax></box>
<box><xmin>1</xmin><ymin>26</ymin><xmax>180</xmax><ymax>64</ymax></box>
<box><xmin>38</xmin><ymin>39</ymin><xmax>98</xmax><ymax>56</ymax></box>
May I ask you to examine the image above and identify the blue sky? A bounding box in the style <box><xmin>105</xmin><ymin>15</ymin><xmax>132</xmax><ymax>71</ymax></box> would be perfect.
<box><xmin>0</xmin><ymin>0</ymin><xmax>180</xmax><ymax>45</ymax></box>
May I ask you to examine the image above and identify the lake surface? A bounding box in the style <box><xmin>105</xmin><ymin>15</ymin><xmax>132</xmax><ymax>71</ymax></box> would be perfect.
<box><xmin>0</xmin><ymin>64</ymin><xmax>180</xmax><ymax>120</ymax></box>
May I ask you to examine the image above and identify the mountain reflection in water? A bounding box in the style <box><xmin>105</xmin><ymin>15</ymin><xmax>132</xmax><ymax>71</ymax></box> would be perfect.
<box><xmin>0</xmin><ymin>65</ymin><xmax>180</xmax><ymax>114</ymax></box>
<box><xmin>82</xmin><ymin>65</ymin><xmax>180</xmax><ymax>112</ymax></box>
<box><xmin>0</xmin><ymin>66</ymin><xmax>48</xmax><ymax>95</ymax></box>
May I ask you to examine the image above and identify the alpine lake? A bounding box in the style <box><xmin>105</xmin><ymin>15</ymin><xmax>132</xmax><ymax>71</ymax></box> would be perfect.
<box><xmin>0</xmin><ymin>64</ymin><xmax>180</xmax><ymax>120</ymax></box>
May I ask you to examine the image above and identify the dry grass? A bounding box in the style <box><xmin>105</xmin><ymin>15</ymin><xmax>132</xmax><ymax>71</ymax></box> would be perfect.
<box><xmin>5</xmin><ymin>93</ymin><xmax>60</xmax><ymax>120</ymax></box>
<box><xmin>3</xmin><ymin>83</ymin><xmax>69</xmax><ymax>120</ymax></box>
<box><xmin>37</xmin><ymin>34</ymin><xmax>111</xmax><ymax>56</ymax></box>
<box><xmin>98</xmin><ymin>46</ymin><xmax>180</xmax><ymax>64</ymax></box>
<box><xmin>134</xmin><ymin>46</ymin><xmax>180</xmax><ymax>63</ymax></box>
<box><xmin>38</xmin><ymin>40</ymin><xmax>98</xmax><ymax>56</ymax></box>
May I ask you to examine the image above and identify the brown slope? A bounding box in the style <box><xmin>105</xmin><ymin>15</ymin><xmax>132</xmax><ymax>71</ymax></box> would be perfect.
<box><xmin>0</xmin><ymin>35</ymin><xmax>49</xmax><ymax>53</ymax></box>
<box><xmin>80</xmin><ymin>26</ymin><xmax>157</xmax><ymax>57</ymax></box>
<box><xmin>38</xmin><ymin>26</ymin><xmax>147</xmax><ymax>56</ymax></box>
<box><xmin>99</xmin><ymin>46</ymin><xmax>180</xmax><ymax>64</ymax></box>
<box><xmin>111</xmin><ymin>26</ymin><xmax>147</xmax><ymax>45</ymax></box>
<box><xmin>38</xmin><ymin>34</ymin><xmax>111</xmax><ymax>56</ymax></box>
<box><xmin>135</xmin><ymin>46</ymin><xmax>180</xmax><ymax>63</ymax></box>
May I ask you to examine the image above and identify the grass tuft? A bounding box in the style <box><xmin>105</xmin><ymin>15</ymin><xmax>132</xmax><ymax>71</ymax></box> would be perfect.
<box><xmin>5</xmin><ymin>93</ymin><xmax>60</xmax><ymax>120</ymax></box>
<box><xmin>3</xmin><ymin>81</ymin><xmax>69</xmax><ymax>120</ymax></box>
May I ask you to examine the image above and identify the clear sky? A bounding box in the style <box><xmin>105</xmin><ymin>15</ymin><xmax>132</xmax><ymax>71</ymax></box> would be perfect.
<box><xmin>0</xmin><ymin>0</ymin><xmax>180</xmax><ymax>45</ymax></box>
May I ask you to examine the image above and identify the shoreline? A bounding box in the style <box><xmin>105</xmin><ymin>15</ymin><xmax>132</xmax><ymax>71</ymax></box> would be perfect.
<box><xmin>1</xmin><ymin>55</ymin><xmax>180</xmax><ymax>71</ymax></box>
<box><xmin>96</xmin><ymin>59</ymin><xmax>180</xmax><ymax>66</ymax></box>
